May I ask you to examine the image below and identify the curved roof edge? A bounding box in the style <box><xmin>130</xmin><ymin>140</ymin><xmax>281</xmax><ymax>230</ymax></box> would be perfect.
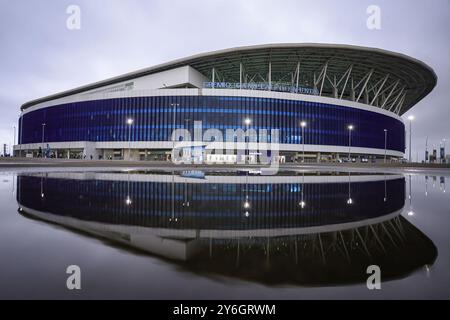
<box><xmin>21</xmin><ymin>43</ymin><xmax>437</xmax><ymax>112</ymax></box>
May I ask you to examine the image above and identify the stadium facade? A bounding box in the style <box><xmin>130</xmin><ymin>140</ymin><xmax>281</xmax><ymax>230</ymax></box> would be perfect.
<box><xmin>14</xmin><ymin>43</ymin><xmax>437</xmax><ymax>162</ymax></box>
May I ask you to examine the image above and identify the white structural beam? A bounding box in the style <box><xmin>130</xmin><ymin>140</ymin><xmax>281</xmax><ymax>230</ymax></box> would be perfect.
<box><xmin>387</xmin><ymin>86</ymin><xmax>405</xmax><ymax>112</ymax></box>
<box><xmin>356</xmin><ymin>69</ymin><xmax>374</xmax><ymax>103</ymax></box>
<box><xmin>239</xmin><ymin>62</ymin><xmax>243</xmax><ymax>89</ymax></box>
<box><xmin>268</xmin><ymin>60</ymin><xmax>272</xmax><ymax>90</ymax></box>
<box><xmin>380</xmin><ymin>80</ymin><xmax>400</xmax><ymax>109</ymax></box>
<box><xmin>339</xmin><ymin>65</ymin><xmax>353</xmax><ymax>100</ymax></box>
<box><xmin>319</xmin><ymin>63</ymin><xmax>328</xmax><ymax>96</ymax></box>
<box><xmin>370</xmin><ymin>74</ymin><xmax>389</xmax><ymax>106</ymax></box>
<box><xmin>393</xmin><ymin>93</ymin><xmax>406</xmax><ymax>114</ymax></box>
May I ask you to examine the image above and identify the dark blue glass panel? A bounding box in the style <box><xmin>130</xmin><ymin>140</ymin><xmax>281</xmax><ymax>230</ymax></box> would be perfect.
<box><xmin>19</xmin><ymin>96</ymin><xmax>405</xmax><ymax>152</ymax></box>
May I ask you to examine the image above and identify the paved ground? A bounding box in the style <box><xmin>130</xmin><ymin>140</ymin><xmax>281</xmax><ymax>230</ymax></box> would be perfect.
<box><xmin>1</xmin><ymin>157</ymin><xmax>450</xmax><ymax>173</ymax></box>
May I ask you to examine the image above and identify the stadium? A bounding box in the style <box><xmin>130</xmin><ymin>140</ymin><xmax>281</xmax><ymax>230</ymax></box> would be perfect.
<box><xmin>14</xmin><ymin>43</ymin><xmax>437</xmax><ymax>162</ymax></box>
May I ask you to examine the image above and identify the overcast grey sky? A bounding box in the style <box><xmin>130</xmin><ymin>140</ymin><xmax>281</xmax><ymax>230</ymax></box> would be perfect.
<box><xmin>1</xmin><ymin>0</ymin><xmax>449</xmax><ymax>159</ymax></box>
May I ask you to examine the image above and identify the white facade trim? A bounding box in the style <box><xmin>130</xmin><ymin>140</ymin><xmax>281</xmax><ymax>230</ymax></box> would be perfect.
<box><xmin>21</xmin><ymin>172</ymin><xmax>404</xmax><ymax>184</ymax></box>
<box><xmin>14</xmin><ymin>141</ymin><xmax>404</xmax><ymax>157</ymax></box>
<box><xmin>22</xmin><ymin>88</ymin><xmax>403</xmax><ymax>122</ymax></box>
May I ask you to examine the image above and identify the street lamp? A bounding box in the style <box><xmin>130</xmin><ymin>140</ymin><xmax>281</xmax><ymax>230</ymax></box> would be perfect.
<box><xmin>41</xmin><ymin>123</ymin><xmax>46</xmax><ymax>143</ymax></box>
<box><xmin>13</xmin><ymin>125</ymin><xmax>16</xmax><ymax>157</ymax></box>
<box><xmin>300</xmin><ymin>121</ymin><xmax>307</xmax><ymax>163</ymax></box>
<box><xmin>244</xmin><ymin>118</ymin><xmax>251</xmax><ymax>163</ymax></box>
<box><xmin>407</xmin><ymin>115</ymin><xmax>414</xmax><ymax>163</ymax></box>
<box><xmin>347</xmin><ymin>125</ymin><xmax>354</xmax><ymax>161</ymax></box>
<box><xmin>126</xmin><ymin>118</ymin><xmax>134</xmax><ymax>160</ymax></box>
<box><xmin>384</xmin><ymin>129</ymin><xmax>388</xmax><ymax>163</ymax></box>
<box><xmin>170</xmin><ymin>103</ymin><xmax>180</xmax><ymax>159</ymax></box>
<box><xmin>41</xmin><ymin>123</ymin><xmax>46</xmax><ymax>158</ymax></box>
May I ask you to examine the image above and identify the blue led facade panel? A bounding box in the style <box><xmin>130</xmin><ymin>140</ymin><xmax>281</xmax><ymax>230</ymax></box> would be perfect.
<box><xmin>19</xmin><ymin>95</ymin><xmax>405</xmax><ymax>152</ymax></box>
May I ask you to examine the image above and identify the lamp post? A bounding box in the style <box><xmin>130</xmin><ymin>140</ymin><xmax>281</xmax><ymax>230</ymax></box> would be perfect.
<box><xmin>170</xmin><ymin>103</ymin><xmax>180</xmax><ymax>160</ymax></box>
<box><xmin>244</xmin><ymin>117</ymin><xmax>251</xmax><ymax>163</ymax></box>
<box><xmin>41</xmin><ymin>123</ymin><xmax>46</xmax><ymax>144</ymax></box>
<box><xmin>300</xmin><ymin>121</ymin><xmax>307</xmax><ymax>163</ymax></box>
<box><xmin>19</xmin><ymin>112</ymin><xmax>23</xmax><ymax>157</ymax></box>
<box><xmin>384</xmin><ymin>129</ymin><xmax>388</xmax><ymax>163</ymax></box>
<box><xmin>13</xmin><ymin>125</ymin><xmax>16</xmax><ymax>157</ymax></box>
<box><xmin>347</xmin><ymin>125</ymin><xmax>354</xmax><ymax>161</ymax></box>
<box><xmin>126</xmin><ymin>118</ymin><xmax>134</xmax><ymax>160</ymax></box>
<box><xmin>408</xmin><ymin>115</ymin><xmax>414</xmax><ymax>163</ymax></box>
<box><xmin>41</xmin><ymin>123</ymin><xmax>46</xmax><ymax>158</ymax></box>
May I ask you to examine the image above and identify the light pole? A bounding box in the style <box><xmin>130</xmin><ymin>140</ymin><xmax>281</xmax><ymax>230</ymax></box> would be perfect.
<box><xmin>41</xmin><ymin>123</ymin><xmax>46</xmax><ymax>144</ymax></box>
<box><xmin>13</xmin><ymin>125</ymin><xmax>16</xmax><ymax>157</ymax></box>
<box><xmin>184</xmin><ymin>118</ymin><xmax>191</xmax><ymax>162</ymax></box>
<box><xmin>19</xmin><ymin>112</ymin><xmax>23</xmax><ymax>157</ymax></box>
<box><xmin>347</xmin><ymin>125</ymin><xmax>354</xmax><ymax>161</ymax></box>
<box><xmin>300</xmin><ymin>121</ymin><xmax>307</xmax><ymax>163</ymax></box>
<box><xmin>41</xmin><ymin>123</ymin><xmax>46</xmax><ymax>158</ymax></box>
<box><xmin>384</xmin><ymin>129</ymin><xmax>388</xmax><ymax>163</ymax></box>
<box><xmin>244</xmin><ymin>117</ymin><xmax>251</xmax><ymax>163</ymax></box>
<box><xmin>408</xmin><ymin>115</ymin><xmax>414</xmax><ymax>163</ymax></box>
<box><xmin>170</xmin><ymin>103</ymin><xmax>180</xmax><ymax>160</ymax></box>
<box><xmin>126</xmin><ymin>118</ymin><xmax>134</xmax><ymax>160</ymax></box>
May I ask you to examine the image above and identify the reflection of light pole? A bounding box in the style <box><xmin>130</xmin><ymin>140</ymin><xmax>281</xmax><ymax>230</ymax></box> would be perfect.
<box><xmin>299</xmin><ymin>171</ymin><xmax>306</xmax><ymax>208</ymax></box>
<box><xmin>408</xmin><ymin>115</ymin><xmax>414</xmax><ymax>163</ymax></box>
<box><xmin>244</xmin><ymin>118</ymin><xmax>251</xmax><ymax>163</ymax></box>
<box><xmin>169</xmin><ymin>171</ymin><xmax>177</xmax><ymax>222</ymax></box>
<box><xmin>243</xmin><ymin>171</ymin><xmax>250</xmax><ymax>217</ymax></box>
<box><xmin>347</xmin><ymin>172</ymin><xmax>352</xmax><ymax>205</ymax></box>
<box><xmin>126</xmin><ymin>118</ymin><xmax>134</xmax><ymax>160</ymax></box>
<box><xmin>40</xmin><ymin>175</ymin><xmax>45</xmax><ymax>199</ymax></box>
<box><xmin>125</xmin><ymin>171</ymin><xmax>132</xmax><ymax>206</ymax></box>
<box><xmin>384</xmin><ymin>129</ymin><xmax>388</xmax><ymax>163</ymax></box>
<box><xmin>347</xmin><ymin>125</ymin><xmax>354</xmax><ymax>161</ymax></box>
<box><xmin>408</xmin><ymin>174</ymin><xmax>414</xmax><ymax>216</ymax></box>
<box><xmin>300</xmin><ymin>121</ymin><xmax>307</xmax><ymax>163</ymax></box>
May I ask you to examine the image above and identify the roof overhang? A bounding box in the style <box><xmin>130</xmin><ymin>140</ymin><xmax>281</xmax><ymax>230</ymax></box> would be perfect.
<box><xmin>21</xmin><ymin>43</ymin><xmax>437</xmax><ymax>115</ymax></box>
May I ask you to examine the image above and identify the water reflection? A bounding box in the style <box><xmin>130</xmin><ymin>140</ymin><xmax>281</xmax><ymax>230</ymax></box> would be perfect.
<box><xmin>16</xmin><ymin>171</ymin><xmax>437</xmax><ymax>286</ymax></box>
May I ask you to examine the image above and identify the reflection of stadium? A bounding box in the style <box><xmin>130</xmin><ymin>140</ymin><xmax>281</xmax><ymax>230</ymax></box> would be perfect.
<box><xmin>17</xmin><ymin>171</ymin><xmax>437</xmax><ymax>285</ymax></box>
<box><xmin>15</xmin><ymin>44</ymin><xmax>436</xmax><ymax>162</ymax></box>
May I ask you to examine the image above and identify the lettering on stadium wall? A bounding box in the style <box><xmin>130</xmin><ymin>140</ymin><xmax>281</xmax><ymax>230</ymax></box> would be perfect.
<box><xmin>203</xmin><ymin>82</ymin><xmax>319</xmax><ymax>95</ymax></box>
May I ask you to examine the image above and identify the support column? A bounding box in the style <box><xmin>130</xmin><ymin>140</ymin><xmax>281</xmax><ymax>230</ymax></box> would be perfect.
<box><xmin>350</xmin><ymin>78</ymin><xmax>355</xmax><ymax>101</ymax></box>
